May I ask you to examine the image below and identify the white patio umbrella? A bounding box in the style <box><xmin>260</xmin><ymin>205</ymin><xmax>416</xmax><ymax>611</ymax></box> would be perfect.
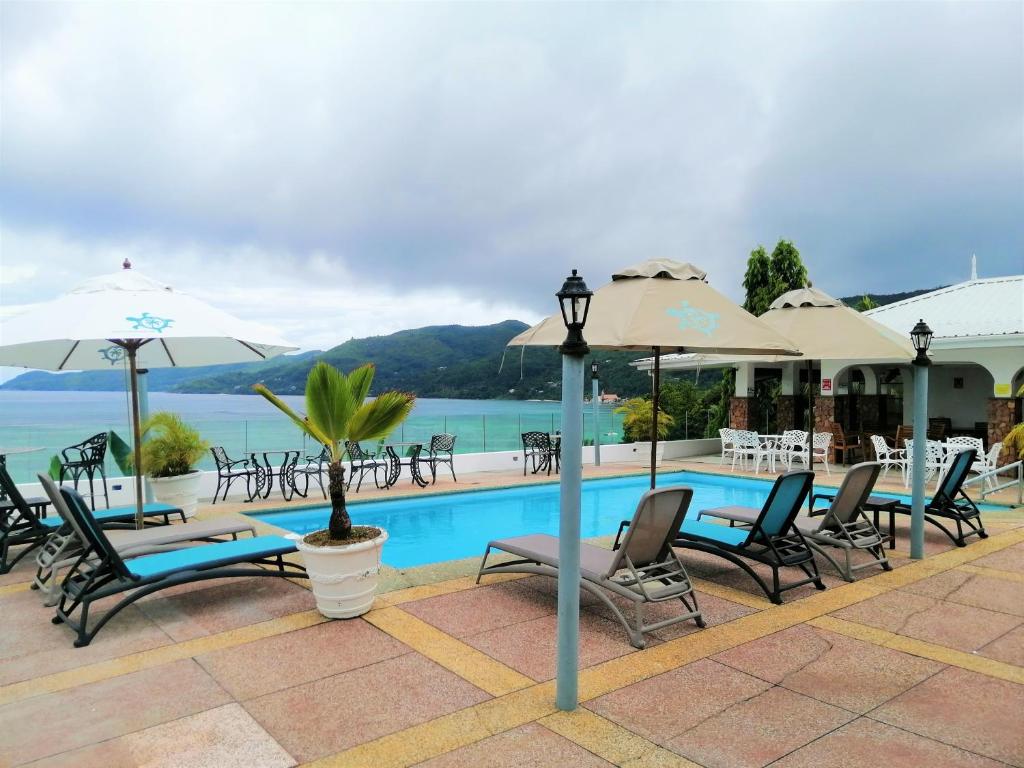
<box><xmin>0</xmin><ymin>261</ymin><xmax>298</xmax><ymax>526</ymax></box>
<box><xmin>508</xmin><ymin>260</ymin><xmax>802</xmax><ymax>487</ymax></box>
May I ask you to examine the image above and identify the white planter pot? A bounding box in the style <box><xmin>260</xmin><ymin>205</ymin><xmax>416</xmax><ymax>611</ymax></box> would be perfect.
<box><xmin>294</xmin><ymin>529</ymin><xmax>389</xmax><ymax>619</ymax></box>
<box><xmin>634</xmin><ymin>441</ymin><xmax>666</xmax><ymax>468</ymax></box>
<box><xmin>148</xmin><ymin>470</ymin><xmax>202</xmax><ymax>519</ymax></box>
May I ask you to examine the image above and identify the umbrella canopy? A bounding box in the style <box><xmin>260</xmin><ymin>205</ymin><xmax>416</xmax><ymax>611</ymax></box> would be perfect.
<box><xmin>0</xmin><ymin>267</ymin><xmax>295</xmax><ymax>370</ymax></box>
<box><xmin>636</xmin><ymin>287</ymin><xmax>915</xmax><ymax>369</ymax></box>
<box><xmin>507</xmin><ymin>260</ymin><xmax>802</xmax><ymax>355</ymax></box>
<box><xmin>0</xmin><ymin>263</ymin><xmax>298</xmax><ymax>525</ymax></box>
<box><xmin>508</xmin><ymin>259</ymin><xmax>801</xmax><ymax>487</ymax></box>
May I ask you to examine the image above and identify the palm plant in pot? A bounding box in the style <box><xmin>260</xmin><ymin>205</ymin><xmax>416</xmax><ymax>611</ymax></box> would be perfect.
<box><xmin>255</xmin><ymin>361</ymin><xmax>414</xmax><ymax>619</ymax></box>
<box><xmin>136</xmin><ymin>412</ymin><xmax>210</xmax><ymax>518</ymax></box>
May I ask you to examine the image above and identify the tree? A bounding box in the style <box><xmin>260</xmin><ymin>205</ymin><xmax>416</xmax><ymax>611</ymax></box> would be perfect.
<box><xmin>255</xmin><ymin>362</ymin><xmax>414</xmax><ymax>540</ymax></box>
<box><xmin>742</xmin><ymin>246</ymin><xmax>774</xmax><ymax>316</ymax></box>
<box><xmin>741</xmin><ymin>239</ymin><xmax>810</xmax><ymax>317</ymax></box>
<box><xmin>768</xmin><ymin>239</ymin><xmax>809</xmax><ymax>301</ymax></box>
<box><xmin>614</xmin><ymin>398</ymin><xmax>674</xmax><ymax>442</ymax></box>
<box><xmin>856</xmin><ymin>295</ymin><xmax>879</xmax><ymax>312</ymax></box>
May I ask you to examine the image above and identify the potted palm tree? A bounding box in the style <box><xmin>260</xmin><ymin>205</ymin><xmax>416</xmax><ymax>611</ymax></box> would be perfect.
<box><xmin>255</xmin><ymin>361</ymin><xmax>414</xmax><ymax>619</ymax></box>
<box><xmin>137</xmin><ymin>412</ymin><xmax>210</xmax><ymax>518</ymax></box>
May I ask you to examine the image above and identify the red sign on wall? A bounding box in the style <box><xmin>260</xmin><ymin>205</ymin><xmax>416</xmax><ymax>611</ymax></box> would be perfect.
<box><xmin>821</xmin><ymin>378</ymin><xmax>832</xmax><ymax>393</ymax></box>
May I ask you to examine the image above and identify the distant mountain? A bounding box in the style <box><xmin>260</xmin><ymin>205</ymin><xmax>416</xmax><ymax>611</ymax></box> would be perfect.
<box><xmin>839</xmin><ymin>287</ymin><xmax>942</xmax><ymax>309</ymax></box>
<box><xmin>0</xmin><ymin>352</ymin><xmax>319</xmax><ymax>392</ymax></box>
<box><xmin>174</xmin><ymin>320</ymin><xmax>653</xmax><ymax>400</ymax></box>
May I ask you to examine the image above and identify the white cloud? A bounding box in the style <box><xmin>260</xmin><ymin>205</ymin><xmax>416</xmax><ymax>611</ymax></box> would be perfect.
<box><xmin>0</xmin><ymin>0</ymin><xmax>1021</xmax><ymax>321</ymax></box>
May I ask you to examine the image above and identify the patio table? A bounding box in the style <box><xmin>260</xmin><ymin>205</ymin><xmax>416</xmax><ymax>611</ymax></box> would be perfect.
<box><xmin>246</xmin><ymin>450</ymin><xmax>301</xmax><ymax>502</ymax></box>
<box><xmin>384</xmin><ymin>442</ymin><xmax>429</xmax><ymax>488</ymax></box>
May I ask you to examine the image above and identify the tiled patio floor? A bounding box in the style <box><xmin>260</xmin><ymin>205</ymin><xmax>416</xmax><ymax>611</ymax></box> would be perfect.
<box><xmin>1</xmin><ymin>461</ymin><xmax>1021</xmax><ymax>767</ymax></box>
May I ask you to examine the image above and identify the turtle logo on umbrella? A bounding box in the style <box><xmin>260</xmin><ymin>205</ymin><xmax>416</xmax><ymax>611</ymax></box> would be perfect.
<box><xmin>98</xmin><ymin>345</ymin><xmax>126</xmax><ymax>365</ymax></box>
<box><xmin>667</xmin><ymin>301</ymin><xmax>718</xmax><ymax>336</ymax></box>
<box><xmin>125</xmin><ymin>312</ymin><xmax>174</xmax><ymax>333</ymax></box>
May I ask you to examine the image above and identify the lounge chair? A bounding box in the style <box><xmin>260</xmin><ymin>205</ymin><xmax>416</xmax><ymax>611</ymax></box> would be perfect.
<box><xmin>51</xmin><ymin>486</ymin><xmax>306</xmax><ymax>647</ymax></box>
<box><xmin>891</xmin><ymin>448</ymin><xmax>987</xmax><ymax>547</ymax></box>
<box><xmin>699</xmin><ymin>462</ymin><xmax>891</xmax><ymax>582</ymax></box>
<box><xmin>0</xmin><ymin>463</ymin><xmax>184</xmax><ymax>574</ymax></box>
<box><xmin>33</xmin><ymin>474</ymin><xmax>257</xmax><ymax>605</ymax></box>
<box><xmin>477</xmin><ymin>487</ymin><xmax>704</xmax><ymax>649</ymax></box>
<box><xmin>675</xmin><ymin>470</ymin><xmax>823</xmax><ymax>604</ymax></box>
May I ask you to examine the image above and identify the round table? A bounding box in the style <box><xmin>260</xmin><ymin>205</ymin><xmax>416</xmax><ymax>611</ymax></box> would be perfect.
<box><xmin>384</xmin><ymin>443</ymin><xmax>428</xmax><ymax>488</ymax></box>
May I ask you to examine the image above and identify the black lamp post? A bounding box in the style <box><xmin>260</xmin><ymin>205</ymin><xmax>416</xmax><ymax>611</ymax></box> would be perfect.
<box><xmin>555</xmin><ymin>268</ymin><xmax>591</xmax><ymax>711</ymax></box>
<box><xmin>556</xmin><ymin>269</ymin><xmax>592</xmax><ymax>356</ymax></box>
<box><xmin>909</xmin><ymin>318</ymin><xmax>933</xmax><ymax>558</ymax></box>
<box><xmin>910</xmin><ymin>320</ymin><xmax>933</xmax><ymax>366</ymax></box>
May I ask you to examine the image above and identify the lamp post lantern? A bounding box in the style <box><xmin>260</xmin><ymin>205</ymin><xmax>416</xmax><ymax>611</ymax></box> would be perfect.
<box><xmin>555</xmin><ymin>269</ymin><xmax>591</xmax><ymax>711</ymax></box>
<box><xmin>591</xmin><ymin>361</ymin><xmax>601</xmax><ymax>467</ymax></box>
<box><xmin>909</xmin><ymin>319</ymin><xmax>933</xmax><ymax>559</ymax></box>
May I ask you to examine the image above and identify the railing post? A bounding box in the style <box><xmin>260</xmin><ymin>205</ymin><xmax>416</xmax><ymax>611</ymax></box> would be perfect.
<box><xmin>482</xmin><ymin>415</ymin><xmax>486</xmax><ymax>452</ymax></box>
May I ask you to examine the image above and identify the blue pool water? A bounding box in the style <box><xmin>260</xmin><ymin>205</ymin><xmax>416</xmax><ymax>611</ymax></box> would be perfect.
<box><xmin>251</xmin><ymin>471</ymin><xmax>940</xmax><ymax>569</ymax></box>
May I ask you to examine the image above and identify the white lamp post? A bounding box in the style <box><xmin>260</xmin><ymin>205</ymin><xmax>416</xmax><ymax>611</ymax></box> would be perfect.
<box><xmin>909</xmin><ymin>319</ymin><xmax>933</xmax><ymax>559</ymax></box>
<box><xmin>555</xmin><ymin>269</ymin><xmax>592</xmax><ymax>711</ymax></box>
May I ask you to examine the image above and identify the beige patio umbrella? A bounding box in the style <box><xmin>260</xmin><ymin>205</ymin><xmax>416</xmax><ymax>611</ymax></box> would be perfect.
<box><xmin>508</xmin><ymin>259</ymin><xmax>802</xmax><ymax>486</ymax></box>
<box><xmin>635</xmin><ymin>286</ymin><xmax>916</xmax><ymax>461</ymax></box>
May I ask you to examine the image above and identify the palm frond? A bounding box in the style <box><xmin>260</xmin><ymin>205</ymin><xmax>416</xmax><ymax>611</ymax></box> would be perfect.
<box><xmin>347</xmin><ymin>364</ymin><xmax>375</xmax><ymax>406</ymax></box>
<box><xmin>305</xmin><ymin>362</ymin><xmax>356</xmax><ymax>442</ymax></box>
<box><xmin>254</xmin><ymin>383</ymin><xmax>332</xmax><ymax>447</ymax></box>
<box><xmin>348</xmin><ymin>392</ymin><xmax>416</xmax><ymax>442</ymax></box>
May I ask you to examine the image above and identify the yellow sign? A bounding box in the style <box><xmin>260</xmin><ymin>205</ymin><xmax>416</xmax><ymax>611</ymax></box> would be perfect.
<box><xmin>995</xmin><ymin>383</ymin><xmax>1011</xmax><ymax>396</ymax></box>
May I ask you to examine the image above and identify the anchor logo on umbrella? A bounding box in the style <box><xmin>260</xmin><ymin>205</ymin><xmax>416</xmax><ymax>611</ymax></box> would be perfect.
<box><xmin>125</xmin><ymin>312</ymin><xmax>174</xmax><ymax>333</ymax></box>
<box><xmin>667</xmin><ymin>301</ymin><xmax>719</xmax><ymax>336</ymax></box>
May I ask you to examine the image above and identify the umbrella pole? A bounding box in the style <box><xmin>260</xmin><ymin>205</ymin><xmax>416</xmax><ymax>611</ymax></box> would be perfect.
<box><xmin>127</xmin><ymin>343</ymin><xmax>145</xmax><ymax>529</ymax></box>
<box><xmin>806</xmin><ymin>358</ymin><xmax>814</xmax><ymax>478</ymax></box>
<box><xmin>651</xmin><ymin>347</ymin><xmax>661</xmax><ymax>489</ymax></box>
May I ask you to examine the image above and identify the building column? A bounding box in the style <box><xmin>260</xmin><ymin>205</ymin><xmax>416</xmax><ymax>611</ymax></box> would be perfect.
<box><xmin>813</xmin><ymin>397</ymin><xmax>835</xmax><ymax>433</ymax></box>
<box><xmin>730</xmin><ymin>397</ymin><xmax>755</xmax><ymax>430</ymax></box>
<box><xmin>776</xmin><ymin>396</ymin><xmax>796</xmax><ymax>430</ymax></box>
<box><xmin>988</xmin><ymin>398</ymin><xmax>1018</xmax><ymax>464</ymax></box>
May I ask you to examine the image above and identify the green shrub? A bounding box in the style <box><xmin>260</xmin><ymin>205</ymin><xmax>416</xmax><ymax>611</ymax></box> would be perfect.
<box><xmin>135</xmin><ymin>412</ymin><xmax>209</xmax><ymax>478</ymax></box>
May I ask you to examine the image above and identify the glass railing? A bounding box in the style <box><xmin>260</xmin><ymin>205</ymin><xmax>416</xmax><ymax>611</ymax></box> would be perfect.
<box><xmin>0</xmin><ymin>410</ymin><xmax>628</xmax><ymax>483</ymax></box>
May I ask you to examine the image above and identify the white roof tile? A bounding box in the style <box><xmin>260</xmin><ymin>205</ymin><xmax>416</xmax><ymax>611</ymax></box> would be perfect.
<box><xmin>864</xmin><ymin>276</ymin><xmax>1023</xmax><ymax>340</ymax></box>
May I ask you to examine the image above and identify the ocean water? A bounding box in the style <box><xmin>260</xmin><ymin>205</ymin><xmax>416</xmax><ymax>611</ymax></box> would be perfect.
<box><xmin>0</xmin><ymin>391</ymin><xmax>623</xmax><ymax>482</ymax></box>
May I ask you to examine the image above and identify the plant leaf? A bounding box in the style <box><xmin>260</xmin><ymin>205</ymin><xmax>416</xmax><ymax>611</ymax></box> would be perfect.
<box><xmin>305</xmin><ymin>362</ymin><xmax>355</xmax><ymax>442</ymax></box>
<box><xmin>254</xmin><ymin>383</ymin><xmax>332</xmax><ymax>448</ymax></box>
<box><xmin>107</xmin><ymin>430</ymin><xmax>133</xmax><ymax>476</ymax></box>
<box><xmin>348</xmin><ymin>391</ymin><xmax>416</xmax><ymax>442</ymax></box>
<box><xmin>346</xmin><ymin>363</ymin><xmax>375</xmax><ymax>406</ymax></box>
<box><xmin>48</xmin><ymin>454</ymin><xmax>62</xmax><ymax>481</ymax></box>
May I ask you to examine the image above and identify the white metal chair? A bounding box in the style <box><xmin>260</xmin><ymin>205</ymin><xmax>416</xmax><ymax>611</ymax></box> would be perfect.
<box><xmin>772</xmin><ymin>429</ymin><xmax>809</xmax><ymax>472</ymax></box>
<box><xmin>905</xmin><ymin>439</ymin><xmax>950</xmax><ymax>491</ymax></box>
<box><xmin>719</xmin><ymin>428</ymin><xmax>737</xmax><ymax>466</ymax></box>
<box><xmin>795</xmin><ymin>432</ymin><xmax>831</xmax><ymax>476</ymax></box>
<box><xmin>870</xmin><ymin>434</ymin><xmax>907</xmax><ymax>485</ymax></box>
<box><xmin>972</xmin><ymin>443</ymin><xmax>1004</xmax><ymax>489</ymax></box>
<box><xmin>730</xmin><ymin>430</ymin><xmax>760</xmax><ymax>471</ymax></box>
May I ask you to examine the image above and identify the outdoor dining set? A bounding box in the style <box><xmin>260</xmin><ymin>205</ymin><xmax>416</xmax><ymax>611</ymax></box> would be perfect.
<box><xmin>210</xmin><ymin>433</ymin><xmax>458</xmax><ymax>503</ymax></box>
<box><xmin>720</xmin><ymin>424</ymin><xmax>1003</xmax><ymax>490</ymax></box>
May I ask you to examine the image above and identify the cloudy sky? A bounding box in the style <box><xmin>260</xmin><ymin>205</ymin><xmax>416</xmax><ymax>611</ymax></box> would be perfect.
<box><xmin>1</xmin><ymin>1</ymin><xmax>1021</xmax><ymax>358</ymax></box>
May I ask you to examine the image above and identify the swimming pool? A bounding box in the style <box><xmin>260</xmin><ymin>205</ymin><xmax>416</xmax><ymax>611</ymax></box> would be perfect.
<box><xmin>251</xmin><ymin>470</ymin><xmax>945</xmax><ymax>569</ymax></box>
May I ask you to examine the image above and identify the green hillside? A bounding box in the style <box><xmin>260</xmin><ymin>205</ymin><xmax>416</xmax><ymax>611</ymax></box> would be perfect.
<box><xmin>174</xmin><ymin>320</ymin><xmax>654</xmax><ymax>400</ymax></box>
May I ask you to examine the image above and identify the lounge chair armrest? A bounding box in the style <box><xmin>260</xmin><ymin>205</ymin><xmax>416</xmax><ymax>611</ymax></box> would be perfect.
<box><xmin>612</xmin><ymin>519</ymin><xmax>632</xmax><ymax>551</ymax></box>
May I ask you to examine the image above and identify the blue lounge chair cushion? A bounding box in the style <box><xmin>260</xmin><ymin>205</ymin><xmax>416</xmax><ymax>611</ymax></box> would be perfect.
<box><xmin>39</xmin><ymin>503</ymin><xmax>181</xmax><ymax>529</ymax></box>
<box><xmin>679</xmin><ymin>517</ymin><xmax>750</xmax><ymax>547</ymax></box>
<box><xmin>127</xmin><ymin>535</ymin><xmax>297</xmax><ymax>580</ymax></box>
